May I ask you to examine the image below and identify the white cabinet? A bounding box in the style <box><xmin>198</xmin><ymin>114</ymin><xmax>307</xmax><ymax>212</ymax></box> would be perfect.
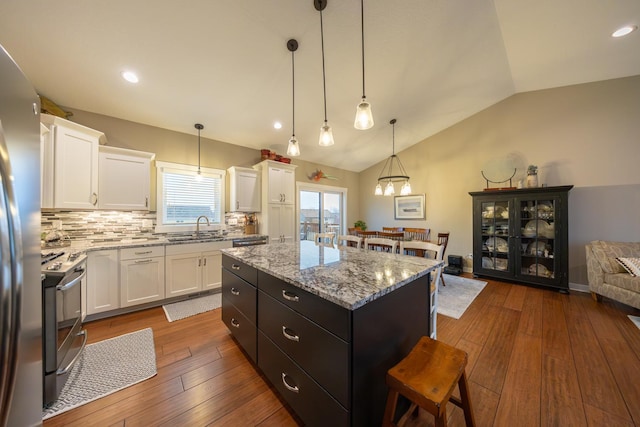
<box><xmin>98</xmin><ymin>146</ymin><xmax>154</xmax><ymax>210</ymax></box>
<box><xmin>255</xmin><ymin>160</ymin><xmax>297</xmax><ymax>243</ymax></box>
<box><xmin>267</xmin><ymin>204</ymin><xmax>295</xmax><ymax>243</ymax></box>
<box><xmin>165</xmin><ymin>241</ymin><xmax>232</xmax><ymax>297</ymax></box>
<box><xmin>120</xmin><ymin>246</ymin><xmax>165</xmax><ymax>307</ymax></box>
<box><xmin>86</xmin><ymin>249</ymin><xmax>120</xmax><ymax>315</ymax></box>
<box><xmin>228</xmin><ymin>166</ymin><xmax>260</xmax><ymax>212</ymax></box>
<box><xmin>41</xmin><ymin>114</ymin><xmax>105</xmax><ymax>209</ymax></box>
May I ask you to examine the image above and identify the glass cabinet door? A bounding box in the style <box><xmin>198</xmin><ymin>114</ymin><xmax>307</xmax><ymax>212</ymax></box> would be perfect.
<box><xmin>516</xmin><ymin>197</ymin><xmax>557</xmax><ymax>282</ymax></box>
<box><xmin>480</xmin><ymin>200</ymin><xmax>511</xmax><ymax>274</ymax></box>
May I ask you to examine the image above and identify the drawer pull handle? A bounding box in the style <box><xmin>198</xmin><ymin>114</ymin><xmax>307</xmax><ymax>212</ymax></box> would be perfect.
<box><xmin>135</xmin><ymin>259</ymin><xmax>152</xmax><ymax>264</ymax></box>
<box><xmin>231</xmin><ymin>287</ymin><xmax>240</xmax><ymax>296</ymax></box>
<box><xmin>232</xmin><ymin>264</ymin><xmax>241</xmax><ymax>270</ymax></box>
<box><xmin>230</xmin><ymin>318</ymin><xmax>240</xmax><ymax>328</ymax></box>
<box><xmin>135</xmin><ymin>250</ymin><xmax>152</xmax><ymax>255</ymax></box>
<box><xmin>281</xmin><ymin>373</ymin><xmax>299</xmax><ymax>393</ymax></box>
<box><xmin>282</xmin><ymin>290</ymin><xmax>299</xmax><ymax>302</ymax></box>
<box><xmin>282</xmin><ymin>326</ymin><xmax>300</xmax><ymax>342</ymax></box>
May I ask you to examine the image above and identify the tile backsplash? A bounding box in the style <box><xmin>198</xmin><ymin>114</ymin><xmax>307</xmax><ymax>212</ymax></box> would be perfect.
<box><xmin>41</xmin><ymin>211</ymin><xmax>249</xmax><ymax>244</ymax></box>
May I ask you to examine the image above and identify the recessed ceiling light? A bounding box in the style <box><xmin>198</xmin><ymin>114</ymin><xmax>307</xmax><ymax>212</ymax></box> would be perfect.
<box><xmin>121</xmin><ymin>71</ymin><xmax>139</xmax><ymax>83</ymax></box>
<box><xmin>612</xmin><ymin>25</ymin><xmax>637</xmax><ymax>38</ymax></box>
<box><xmin>273</xmin><ymin>121</ymin><xmax>282</xmax><ymax>130</ymax></box>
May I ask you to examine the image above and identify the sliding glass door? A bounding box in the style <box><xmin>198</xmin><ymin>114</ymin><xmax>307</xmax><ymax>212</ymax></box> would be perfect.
<box><xmin>298</xmin><ymin>183</ymin><xmax>347</xmax><ymax>243</ymax></box>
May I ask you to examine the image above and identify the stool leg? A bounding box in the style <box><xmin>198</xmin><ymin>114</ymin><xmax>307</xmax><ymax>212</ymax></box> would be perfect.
<box><xmin>435</xmin><ymin>409</ymin><xmax>447</xmax><ymax>427</ymax></box>
<box><xmin>458</xmin><ymin>371</ymin><xmax>476</xmax><ymax>427</ymax></box>
<box><xmin>382</xmin><ymin>389</ymin><xmax>400</xmax><ymax>427</ymax></box>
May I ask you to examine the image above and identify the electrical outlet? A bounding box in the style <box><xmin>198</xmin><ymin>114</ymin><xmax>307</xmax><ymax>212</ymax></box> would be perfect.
<box><xmin>228</xmin><ymin>218</ymin><xmax>238</xmax><ymax>225</ymax></box>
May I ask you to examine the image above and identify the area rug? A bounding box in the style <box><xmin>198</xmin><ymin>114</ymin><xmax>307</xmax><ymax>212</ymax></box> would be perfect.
<box><xmin>43</xmin><ymin>328</ymin><xmax>156</xmax><ymax>420</ymax></box>
<box><xmin>437</xmin><ymin>274</ymin><xmax>488</xmax><ymax>319</ymax></box>
<box><xmin>162</xmin><ymin>293</ymin><xmax>221</xmax><ymax>322</ymax></box>
<box><xmin>629</xmin><ymin>315</ymin><xmax>640</xmax><ymax>331</ymax></box>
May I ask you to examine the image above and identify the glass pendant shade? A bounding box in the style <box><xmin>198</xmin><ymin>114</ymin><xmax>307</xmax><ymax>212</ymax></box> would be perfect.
<box><xmin>384</xmin><ymin>181</ymin><xmax>395</xmax><ymax>196</ymax></box>
<box><xmin>318</xmin><ymin>122</ymin><xmax>334</xmax><ymax>146</ymax></box>
<box><xmin>400</xmin><ymin>180</ymin><xmax>412</xmax><ymax>195</ymax></box>
<box><xmin>287</xmin><ymin>136</ymin><xmax>300</xmax><ymax>157</ymax></box>
<box><xmin>354</xmin><ymin>98</ymin><xmax>374</xmax><ymax>130</ymax></box>
<box><xmin>374</xmin><ymin>183</ymin><xmax>383</xmax><ymax>195</ymax></box>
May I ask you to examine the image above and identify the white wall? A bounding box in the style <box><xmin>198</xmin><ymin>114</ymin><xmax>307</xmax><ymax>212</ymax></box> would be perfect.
<box><xmin>359</xmin><ymin>75</ymin><xmax>640</xmax><ymax>285</ymax></box>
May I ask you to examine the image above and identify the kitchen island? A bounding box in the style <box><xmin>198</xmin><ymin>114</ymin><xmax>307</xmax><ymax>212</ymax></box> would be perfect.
<box><xmin>221</xmin><ymin>241</ymin><xmax>442</xmax><ymax>426</ymax></box>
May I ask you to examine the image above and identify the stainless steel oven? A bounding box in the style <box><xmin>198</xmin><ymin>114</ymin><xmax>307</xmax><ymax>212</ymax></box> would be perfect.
<box><xmin>42</xmin><ymin>251</ymin><xmax>87</xmax><ymax>408</ymax></box>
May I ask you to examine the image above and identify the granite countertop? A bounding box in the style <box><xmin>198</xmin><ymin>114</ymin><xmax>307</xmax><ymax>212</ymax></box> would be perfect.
<box><xmin>222</xmin><ymin>240</ymin><xmax>443</xmax><ymax>310</ymax></box>
<box><xmin>70</xmin><ymin>234</ymin><xmax>266</xmax><ymax>252</ymax></box>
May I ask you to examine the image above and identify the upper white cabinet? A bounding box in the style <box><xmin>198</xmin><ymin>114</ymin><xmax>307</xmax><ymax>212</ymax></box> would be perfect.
<box><xmin>228</xmin><ymin>166</ymin><xmax>260</xmax><ymax>212</ymax></box>
<box><xmin>98</xmin><ymin>146</ymin><xmax>154</xmax><ymax>210</ymax></box>
<box><xmin>41</xmin><ymin>114</ymin><xmax>105</xmax><ymax>209</ymax></box>
<box><xmin>254</xmin><ymin>160</ymin><xmax>297</xmax><ymax>243</ymax></box>
<box><xmin>41</xmin><ymin>114</ymin><xmax>155</xmax><ymax>211</ymax></box>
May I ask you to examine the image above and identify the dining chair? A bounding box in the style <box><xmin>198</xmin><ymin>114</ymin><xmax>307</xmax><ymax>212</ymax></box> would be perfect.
<box><xmin>382</xmin><ymin>226</ymin><xmax>403</xmax><ymax>232</ymax></box>
<box><xmin>364</xmin><ymin>237</ymin><xmax>398</xmax><ymax>253</ymax></box>
<box><xmin>437</xmin><ymin>232</ymin><xmax>450</xmax><ymax>286</ymax></box>
<box><xmin>337</xmin><ymin>234</ymin><xmax>362</xmax><ymax>249</ymax></box>
<box><xmin>404</xmin><ymin>227</ymin><xmax>431</xmax><ymax>242</ymax></box>
<box><xmin>399</xmin><ymin>241</ymin><xmax>444</xmax><ymax>339</ymax></box>
<box><xmin>315</xmin><ymin>232</ymin><xmax>335</xmax><ymax>247</ymax></box>
<box><xmin>357</xmin><ymin>230</ymin><xmax>378</xmax><ymax>239</ymax></box>
<box><xmin>378</xmin><ymin>231</ymin><xmax>405</xmax><ymax>241</ymax></box>
<box><xmin>347</xmin><ymin>227</ymin><xmax>360</xmax><ymax>236</ymax></box>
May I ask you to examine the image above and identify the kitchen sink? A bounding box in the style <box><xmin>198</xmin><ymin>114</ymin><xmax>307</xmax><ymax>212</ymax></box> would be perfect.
<box><xmin>166</xmin><ymin>234</ymin><xmax>225</xmax><ymax>242</ymax></box>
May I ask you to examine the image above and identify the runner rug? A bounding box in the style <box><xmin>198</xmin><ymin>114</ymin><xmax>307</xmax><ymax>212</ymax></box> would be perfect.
<box><xmin>437</xmin><ymin>274</ymin><xmax>488</xmax><ymax>319</ymax></box>
<box><xmin>162</xmin><ymin>293</ymin><xmax>221</xmax><ymax>322</ymax></box>
<box><xmin>43</xmin><ymin>328</ymin><xmax>156</xmax><ymax>420</ymax></box>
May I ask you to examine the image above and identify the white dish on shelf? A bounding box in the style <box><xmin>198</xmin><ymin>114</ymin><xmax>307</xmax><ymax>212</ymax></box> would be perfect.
<box><xmin>485</xmin><ymin>237</ymin><xmax>508</xmax><ymax>253</ymax></box>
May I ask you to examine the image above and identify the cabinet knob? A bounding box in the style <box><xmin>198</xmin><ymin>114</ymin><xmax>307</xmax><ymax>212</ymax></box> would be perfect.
<box><xmin>230</xmin><ymin>318</ymin><xmax>240</xmax><ymax>328</ymax></box>
<box><xmin>230</xmin><ymin>287</ymin><xmax>240</xmax><ymax>296</ymax></box>
<box><xmin>232</xmin><ymin>264</ymin><xmax>241</xmax><ymax>270</ymax></box>
<box><xmin>281</xmin><ymin>373</ymin><xmax>300</xmax><ymax>393</ymax></box>
<box><xmin>282</xmin><ymin>326</ymin><xmax>300</xmax><ymax>342</ymax></box>
<box><xmin>282</xmin><ymin>289</ymin><xmax>299</xmax><ymax>302</ymax></box>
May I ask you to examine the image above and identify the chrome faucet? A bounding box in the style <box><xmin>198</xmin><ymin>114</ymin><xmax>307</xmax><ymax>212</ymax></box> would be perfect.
<box><xmin>196</xmin><ymin>215</ymin><xmax>210</xmax><ymax>237</ymax></box>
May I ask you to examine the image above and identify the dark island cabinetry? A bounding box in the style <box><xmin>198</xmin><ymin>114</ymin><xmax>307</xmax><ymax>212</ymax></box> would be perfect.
<box><xmin>470</xmin><ymin>185</ymin><xmax>573</xmax><ymax>291</ymax></box>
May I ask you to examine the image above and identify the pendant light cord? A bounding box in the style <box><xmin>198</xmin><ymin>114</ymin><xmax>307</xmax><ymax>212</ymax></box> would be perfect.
<box><xmin>320</xmin><ymin>8</ymin><xmax>328</xmax><ymax>122</ymax></box>
<box><xmin>291</xmin><ymin>47</ymin><xmax>296</xmax><ymax>136</ymax></box>
<box><xmin>360</xmin><ymin>0</ymin><xmax>366</xmax><ymax>98</ymax></box>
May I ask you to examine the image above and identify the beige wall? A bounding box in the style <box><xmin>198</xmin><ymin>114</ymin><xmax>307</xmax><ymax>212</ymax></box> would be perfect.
<box><xmin>358</xmin><ymin>75</ymin><xmax>640</xmax><ymax>285</ymax></box>
<box><xmin>65</xmin><ymin>108</ymin><xmax>361</xmax><ymax>226</ymax></box>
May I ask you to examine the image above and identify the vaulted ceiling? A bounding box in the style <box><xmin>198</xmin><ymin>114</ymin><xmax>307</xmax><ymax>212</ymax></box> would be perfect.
<box><xmin>1</xmin><ymin>0</ymin><xmax>638</xmax><ymax>171</ymax></box>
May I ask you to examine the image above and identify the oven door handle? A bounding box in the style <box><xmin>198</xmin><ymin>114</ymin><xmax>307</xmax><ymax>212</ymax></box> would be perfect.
<box><xmin>57</xmin><ymin>330</ymin><xmax>88</xmax><ymax>375</ymax></box>
<box><xmin>55</xmin><ymin>268</ymin><xmax>86</xmax><ymax>292</ymax></box>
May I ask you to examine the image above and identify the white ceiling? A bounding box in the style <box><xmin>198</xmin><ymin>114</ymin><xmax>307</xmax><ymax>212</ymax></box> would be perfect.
<box><xmin>1</xmin><ymin>0</ymin><xmax>638</xmax><ymax>172</ymax></box>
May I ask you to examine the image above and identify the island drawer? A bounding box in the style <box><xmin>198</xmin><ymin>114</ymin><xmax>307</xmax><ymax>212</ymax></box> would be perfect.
<box><xmin>222</xmin><ymin>254</ymin><xmax>257</xmax><ymax>285</ymax></box>
<box><xmin>221</xmin><ymin>299</ymin><xmax>257</xmax><ymax>364</ymax></box>
<box><xmin>258</xmin><ymin>331</ymin><xmax>349</xmax><ymax>427</ymax></box>
<box><xmin>258</xmin><ymin>271</ymin><xmax>351</xmax><ymax>342</ymax></box>
<box><xmin>222</xmin><ymin>269</ymin><xmax>256</xmax><ymax>324</ymax></box>
<box><xmin>258</xmin><ymin>290</ymin><xmax>350</xmax><ymax>408</ymax></box>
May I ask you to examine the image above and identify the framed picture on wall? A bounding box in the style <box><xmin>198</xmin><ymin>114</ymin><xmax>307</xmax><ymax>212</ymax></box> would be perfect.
<box><xmin>394</xmin><ymin>194</ymin><xmax>425</xmax><ymax>220</ymax></box>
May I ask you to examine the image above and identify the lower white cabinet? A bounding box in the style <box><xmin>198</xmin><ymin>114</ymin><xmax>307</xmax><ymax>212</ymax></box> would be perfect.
<box><xmin>86</xmin><ymin>249</ymin><xmax>120</xmax><ymax>315</ymax></box>
<box><xmin>120</xmin><ymin>246</ymin><xmax>165</xmax><ymax>307</ymax></box>
<box><xmin>267</xmin><ymin>203</ymin><xmax>295</xmax><ymax>243</ymax></box>
<box><xmin>165</xmin><ymin>241</ymin><xmax>232</xmax><ymax>298</ymax></box>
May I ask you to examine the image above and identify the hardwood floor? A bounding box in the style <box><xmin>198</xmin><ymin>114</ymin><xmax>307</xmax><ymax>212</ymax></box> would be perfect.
<box><xmin>43</xmin><ymin>276</ymin><xmax>640</xmax><ymax>426</ymax></box>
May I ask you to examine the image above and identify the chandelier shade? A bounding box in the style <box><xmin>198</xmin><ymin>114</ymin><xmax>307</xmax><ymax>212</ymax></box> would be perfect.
<box><xmin>375</xmin><ymin>119</ymin><xmax>411</xmax><ymax>196</ymax></box>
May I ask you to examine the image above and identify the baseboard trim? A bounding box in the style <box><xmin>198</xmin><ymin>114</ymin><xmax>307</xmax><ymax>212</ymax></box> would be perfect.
<box><xmin>569</xmin><ymin>282</ymin><xmax>590</xmax><ymax>293</ymax></box>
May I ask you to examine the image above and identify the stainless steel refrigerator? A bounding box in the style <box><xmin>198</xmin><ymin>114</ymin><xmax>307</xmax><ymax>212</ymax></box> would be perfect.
<box><xmin>0</xmin><ymin>44</ymin><xmax>43</xmax><ymax>426</ymax></box>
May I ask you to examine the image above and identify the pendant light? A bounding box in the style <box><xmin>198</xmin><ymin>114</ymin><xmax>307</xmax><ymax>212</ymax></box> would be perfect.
<box><xmin>194</xmin><ymin>123</ymin><xmax>204</xmax><ymax>182</ymax></box>
<box><xmin>315</xmin><ymin>0</ymin><xmax>334</xmax><ymax>147</ymax></box>
<box><xmin>354</xmin><ymin>0</ymin><xmax>374</xmax><ymax>130</ymax></box>
<box><xmin>375</xmin><ymin>119</ymin><xmax>411</xmax><ymax>196</ymax></box>
<box><xmin>286</xmin><ymin>39</ymin><xmax>301</xmax><ymax>157</ymax></box>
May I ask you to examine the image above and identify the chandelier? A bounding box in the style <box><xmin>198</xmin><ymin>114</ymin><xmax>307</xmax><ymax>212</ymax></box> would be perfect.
<box><xmin>375</xmin><ymin>119</ymin><xmax>411</xmax><ymax>196</ymax></box>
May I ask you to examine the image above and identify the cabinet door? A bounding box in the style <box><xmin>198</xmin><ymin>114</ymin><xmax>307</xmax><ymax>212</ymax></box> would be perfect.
<box><xmin>165</xmin><ymin>253</ymin><xmax>202</xmax><ymax>297</ymax></box>
<box><xmin>120</xmin><ymin>257</ymin><xmax>165</xmax><ymax>307</ymax></box>
<box><xmin>515</xmin><ymin>194</ymin><xmax>565</xmax><ymax>287</ymax></box>
<box><xmin>202</xmin><ymin>250</ymin><xmax>222</xmax><ymax>291</ymax></box>
<box><xmin>280</xmin><ymin>168</ymin><xmax>295</xmax><ymax>205</ymax></box>
<box><xmin>53</xmin><ymin>124</ymin><xmax>99</xmax><ymax>209</ymax></box>
<box><xmin>98</xmin><ymin>151</ymin><xmax>150</xmax><ymax>210</ymax></box>
<box><xmin>267</xmin><ymin>203</ymin><xmax>283</xmax><ymax>242</ymax></box>
<box><xmin>267</xmin><ymin>167</ymin><xmax>286</xmax><ymax>204</ymax></box>
<box><xmin>231</xmin><ymin>168</ymin><xmax>260</xmax><ymax>212</ymax></box>
<box><xmin>476</xmin><ymin>198</ymin><xmax>513</xmax><ymax>278</ymax></box>
<box><xmin>40</xmin><ymin>124</ymin><xmax>54</xmax><ymax>208</ymax></box>
<box><xmin>87</xmin><ymin>250</ymin><xmax>120</xmax><ymax>315</ymax></box>
<box><xmin>280</xmin><ymin>203</ymin><xmax>296</xmax><ymax>243</ymax></box>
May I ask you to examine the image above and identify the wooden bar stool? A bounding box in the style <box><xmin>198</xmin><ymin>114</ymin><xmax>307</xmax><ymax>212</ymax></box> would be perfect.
<box><xmin>382</xmin><ymin>336</ymin><xmax>476</xmax><ymax>427</ymax></box>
